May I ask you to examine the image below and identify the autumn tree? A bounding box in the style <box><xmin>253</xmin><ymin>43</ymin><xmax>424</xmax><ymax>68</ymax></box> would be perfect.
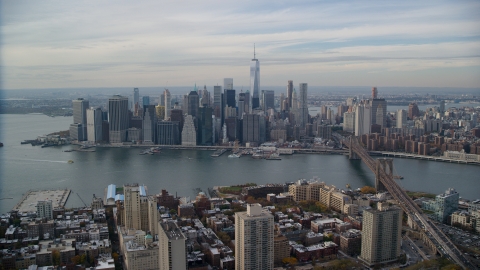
<box><xmin>52</xmin><ymin>249</ymin><xmax>61</xmax><ymax>266</ymax></box>
<box><xmin>282</xmin><ymin>257</ymin><xmax>298</xmax><ymax>266</ymax></box>
<box><xmin>360</xmin><ymin>186</ymin><xmax>377</xmax><ymax>194</ymax></box>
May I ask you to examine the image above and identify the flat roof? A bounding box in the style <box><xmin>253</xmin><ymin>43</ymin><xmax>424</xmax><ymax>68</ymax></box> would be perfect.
<box><xmin>13</xmin><ymin>189</ymin><xmax>70</xmax><ymax>212</ymax></box>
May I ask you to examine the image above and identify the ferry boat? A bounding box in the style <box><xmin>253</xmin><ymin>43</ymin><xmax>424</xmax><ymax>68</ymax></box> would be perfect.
<box><xmin>67</xmin><ymin>160</ymin><xmax>74</xmax><ymax>164</ymax></box>
<box><xmin>228</xmin><ymin>153</ymin><xmax>241</xmax><ymax>158</ymax></box>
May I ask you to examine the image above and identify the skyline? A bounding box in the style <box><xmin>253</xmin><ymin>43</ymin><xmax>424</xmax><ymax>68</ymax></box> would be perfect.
<box><xmin>1</xmin><ymin>1</ymin><xmax>480</xmax><ymax>89</ymax></box>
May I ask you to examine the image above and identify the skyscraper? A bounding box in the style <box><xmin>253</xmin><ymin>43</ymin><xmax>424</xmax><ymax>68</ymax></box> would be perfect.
<box><xmin>298</xmin><ymin>83</ymin><xmax>308</xmax><ymax>129</ymax></box>
<box><xmin>287</xmin><ymin>80</ymin><xmax>293</xmax><ymax>109</ymax></box>
<box><xmin>224</xmin><ymin>89</ymin><xmax>236</xmax><ymax>109</ymax></box>
<box><xmin>158</xmin><ymin>221</ymin><xmax>187</xmax><ymax>270</ymax></box>
<box><xmin>359</xmin><ymin>203</ymin><xmax>402</xmax><ymax>266</ymax></box>
<box><xmin>133</xmin><ymin>88</ymin><xmax>140</xmax><ymax>108</ymax></box>
<box><xmin>156</xmin><ymin>121</ymin><xmax>180</xmax><ymax>145</ymax></box>
<box><xmin>86</xmin><ymin>107</ymin><xmax>103</xmax><ymax>143</ymax></box>
<box><xmin>408</xmin><ymin>103</ymin><xmax>420</xmax><ymax>119</ymax></box>
<box><xmin>250</xmin><ymin>45</ymin><xmax>260</xmax><ymax>109</ymax></box>
<box><xmin>197</xmin><ymin>107</ymin><xmax>213</xmax><ymax>145</ymax></box>
<box><xmin>71</xmin><ymin>98</ymin><xmax>89</xmax><ymax>141</ymax></box>
<box><xmin>182</xmin><ymin>115</ymin><xmax>197</xmax><ymax>146</ymax></box>
<box><xmin>142</xmin><ymin>96</ymin><xmax>150</xmax><ymax>106</ymax></box>
<box><xmin>396</xmin><ymin>109</ymin><xmax>407</xmax><ymax>128</ymax></box>
<box><xmin>261</xmin><ymin>90</ymin><xmax>275</xmax><ymax>112</ymax></box>
<box><xmin>224</xmin><ymin>78</ymin><xmax>233</xmax><ymax>91</ymax></box>
<box><xmin>108</xmin><ymin>95</ymin><xmax>129</xmax><ymax>143</ymax></box>
<box><xmin>164</xmin><ymin>89</ymin><xmax>171</xmax><ymax>120</ymax></box>
<box><xmin>355</xmin><ymin>101</ymin><xmax>371</xmax><ymax>136</ymax></box>
<box><xmin>143</xmin><ymin>105</ymin><xmax>155</xmax><ymax>143</ymax></box>
<box><xmin>188</xmin><ymin>89</ymin><xmax>199</xmax><ymax>117</ymax></box>
<box><xmin>235</xmin><ymin>204</ymin><xmax>274</xmax><ymax>270</ymax></box>
<box><xmin>123</xmin><ymin>184</ymin><xmax>148</xmax><ymax>231</ymax></box>
<box><xmin>214</xmin><ymin>85</ymin><xmax>222</xmax><ymax>118</ymax></box>
<box><xmin>242</xmin><ymin>114</ymin><xmax>266</xmax><ymax>145</ymax></box>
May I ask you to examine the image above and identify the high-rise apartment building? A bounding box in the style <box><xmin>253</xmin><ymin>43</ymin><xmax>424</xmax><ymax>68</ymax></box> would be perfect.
<box><xmin>36</xmin><ymin>200</ymin><xmax>53</xmax><ymax>220</ymax></box>
<box><xmin>298</xmin><ymin>83</ymin><xmax>308</xmax><ymax>129</ymax></box>
<box><xmin>343</xmin><ymin>111</ymin><xmax>355</xmax><ymax>133</ymax></box>
<box><xmin>235</xmin><ymin>204</ymin><xmax>274</xmax><ymax>270</ymax></box>
<box><xmin>355</xmin><ymin>101</ymin><xmax>371</xmax><ymax>136</ymax></box>
<box><xmin>158</xmin><ymin>221</ymin><xmax>187</xmax><ymax>270</ymax></box>
<box><xmin>108</xmin><ymin>95</ymin><xmax>129</xmax><ymax>143</ymax></box>
<box><xmin>86</xmin><ymin>107</ymin><xmax>103</xmax><ymax>143</ymax></box>
<box><xmin>250</xmin><ymin>47</ymin><xmax>260</xmax><ymax>109</ymax></box>
<box><xmin>396</xmin><ymin>109</ymin><xmax>407</xmax><ymax>128</ymax></box>
<box><xmin>164</xmin><ymin>89</ymin><xmax>171</xmax><ymax>120</ymax></box>
<box><xmin>359</xmin><ymin>203</ymin><xmax>402</xmax><ymax>266</ymax></box>
<box><xmin>123</xmin><ymin>184</ymin><xmax>148</xmax><ymax>231</ymax></box>
<box><xmin>408</xmin><ymin>103</ymin><xmax>420</xmax><ymax>119</ymax></box>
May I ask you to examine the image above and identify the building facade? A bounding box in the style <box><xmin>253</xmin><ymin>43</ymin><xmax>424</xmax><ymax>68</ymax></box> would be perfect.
<box><xmin>235</xmin><ymin>204</ymin><xmax>274</xmax><ymax>270</ymax></box>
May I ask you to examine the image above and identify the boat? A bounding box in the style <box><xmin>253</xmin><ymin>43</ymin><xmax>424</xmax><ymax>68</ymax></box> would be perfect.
<box><xmin>266</xmin><ymin>153</ymin><xmax>281</xmax><ymax>160</ymax></box>
<box><xmin>67</xmin><ymin>160</ymin><xmax>74</xmax><ymax>164</ymax></box>
<box><xmin>0</xmin><ymin>142</ymin><xmax>3</xmax><ymax>147</ymax></box>
<box><xmin>211</xmin><ymin>149</ymin><xmax>227</xmax><ymax>157</ymax></box>
<box><xmin>228</xmin><ymin>153</ymin><xmax>241</xmax><ymax>158</ymax></box>
<box><xmin>252</xmin><ymin>152</ymin><xmax>264</xmax><ymax>159</ymax></box>
<box><xmin>394</xmin><ymin>175</ymin><xmax>404</xmax><ymax>180</ymax></box>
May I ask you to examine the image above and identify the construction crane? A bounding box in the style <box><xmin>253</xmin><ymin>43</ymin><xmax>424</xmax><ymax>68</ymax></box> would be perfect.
<box><xmin>76</xmin><ymin>192</ymin><xmax>88</xmax><ymax>207</ymax></box>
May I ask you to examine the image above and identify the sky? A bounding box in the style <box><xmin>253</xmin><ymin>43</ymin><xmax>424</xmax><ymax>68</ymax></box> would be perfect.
<box><xmin>1</xmin><ymin>0</ymin><xmax>480</xmax><ymax>90</ymax></box>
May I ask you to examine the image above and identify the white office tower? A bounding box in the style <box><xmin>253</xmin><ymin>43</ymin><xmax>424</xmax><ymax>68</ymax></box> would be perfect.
<box><xmin>164</xmin><ymin>89</ymin><xmax>171</xmax><ymax>120</ymax></box>
<box><xmin>108</xmin><ymin>95</ymin><xmax>129</xmax><ymax>143</ymax></box>
<box><xmin>250</xmin><ymin>46</ymin><xmax>260</xmax><ymax>109</ymax></box>
<box><xmin>355</xmin><ymin>101</ymin><xmax>371</xmax><ymax>136</ymax></box>
<box><xmin>298</xmin><ymin>83</ymin><xmax>308</xmax><ymax>129</ymax></box>
<box><xmin>360</xmin><ymin>203</ymin><xmax>402</xmax><ymax>266</ymax></box>
<box><xmin>397</xmin><ymin>109</ymin><xmax>407</xmax><ymax>128</ymax></box>
<box><xmin>159</xmin><ymin>221</ymin><xmax>187</xmax><ymax>270</ymax></box>
<box><xmin>36</xmin><ymin>200</ymin><xmax>53</xmax><ymax>220</ymax></box>
<box><xmin>235</xmin><ymin>204</ymin><xmax>274</xmax><ymax>270</ymax></box>
<box><xmin>182</xmin><ymin>115</ymin><xmax>197</xmax><ymax>146</ymax></box>
<box><xmin>343</xmin><ymin>111</ymin><xmax>355</xmax><ymax>133</ymax></box>
<box><xmin>86</xmin><ymin>107</ymin><xmax>103</xmax><ymax>143</ymax></box>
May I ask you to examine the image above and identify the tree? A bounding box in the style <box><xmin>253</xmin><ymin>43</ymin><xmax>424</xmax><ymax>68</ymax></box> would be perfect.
<box><xmin>71</xmin><ymin>255</ymin><xmax>81</xmax><ymax>265</ymax></box>
<box><xmin>360</xmin><ymin>186</ymin><xmax>377</xmax><ymax>194</ymax></box>
<box><xmin>217</xmin><ymin>231</ymin><xmax>231</xmax><ymax>244</ymax></box>
<box><xmin>282</xmin><ymin>257</ymin><xmax>298</xmax><ymax>266</ymax></box>
<box><xmin>52</xmin><ymin>249</ymin><xmax>61</xmax><ymax>266</ymax></box>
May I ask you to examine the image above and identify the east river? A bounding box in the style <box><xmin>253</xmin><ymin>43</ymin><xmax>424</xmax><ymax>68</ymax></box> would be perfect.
<box><xmin>0</xmin><ymin>114</ymin><xmax>479</xmax><ymax>214</ymax></box>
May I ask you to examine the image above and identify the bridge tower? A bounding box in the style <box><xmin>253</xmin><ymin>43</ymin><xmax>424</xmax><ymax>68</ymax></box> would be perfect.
<box><xmin>375</xmin><ymin>158</ymin><xmax>393</xmax><ymax>192</ymax></box>
<box><xmin>348</xmin><ymin>136</ymin><xmax>360</xmax><ymax>160</ymax></box>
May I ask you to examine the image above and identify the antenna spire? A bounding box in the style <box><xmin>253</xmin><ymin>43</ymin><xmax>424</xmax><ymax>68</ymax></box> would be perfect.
<box><xmin>254</xmin><ymin>43</ymin><xmax>256</xmax><ymax>59</ymax></box>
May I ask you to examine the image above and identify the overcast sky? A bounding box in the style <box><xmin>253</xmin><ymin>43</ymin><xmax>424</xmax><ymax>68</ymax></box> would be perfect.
<box><xmin>1</xmin><ymin>0</ymin><xmax>480</xmax><ymax>90</ymax></box>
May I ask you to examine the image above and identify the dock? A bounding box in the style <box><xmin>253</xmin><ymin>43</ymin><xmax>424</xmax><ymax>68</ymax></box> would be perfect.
<box><xmin>13</xmin><ymin>189</ymin><xmax>71</xmax><ymax>212</ymax></box>
<box><xmin>211</xmin><ymin>149</ymin><xmax>227</xmax><ymax>157</ymax></box>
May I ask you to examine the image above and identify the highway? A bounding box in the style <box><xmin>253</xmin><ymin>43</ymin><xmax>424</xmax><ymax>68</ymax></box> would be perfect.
<box><xmin>336</xmin><ymin>134</ymin><xmax>476</xmax><ymax>269</ymax></box>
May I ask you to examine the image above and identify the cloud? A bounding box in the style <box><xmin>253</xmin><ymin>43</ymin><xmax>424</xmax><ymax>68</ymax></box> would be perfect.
<box><xmin>1</xmin><ymin>0</ymin><xmax>480</xmax><ymax>89</ymax></box>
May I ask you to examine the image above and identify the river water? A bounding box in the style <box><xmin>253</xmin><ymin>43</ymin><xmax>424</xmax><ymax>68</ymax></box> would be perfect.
<box><xmin>0</xmin><ymin>114</ymin><xmax>479</xmax><ymax>213</ymax></box>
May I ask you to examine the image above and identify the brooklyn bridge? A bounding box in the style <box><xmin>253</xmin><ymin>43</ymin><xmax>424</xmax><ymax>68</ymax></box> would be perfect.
<box><xmin>336</xmin><ymin>134</ymin><xmax>475</xmax><ymax>269</ymax></box>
